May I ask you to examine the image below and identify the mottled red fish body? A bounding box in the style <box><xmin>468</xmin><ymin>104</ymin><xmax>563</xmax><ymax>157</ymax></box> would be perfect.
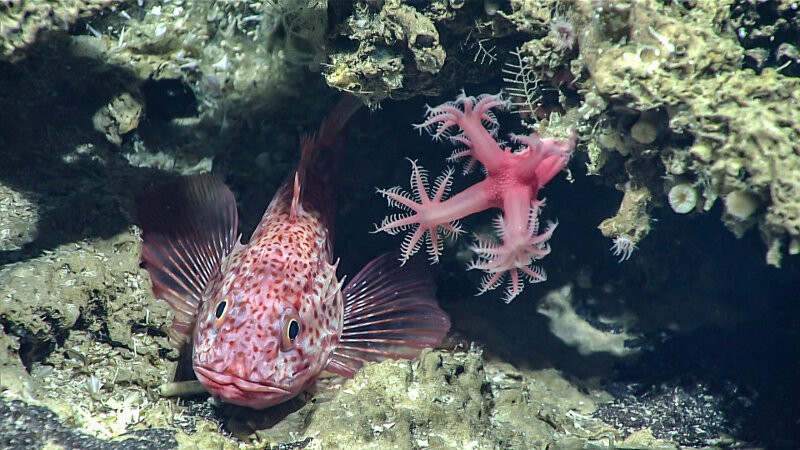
<box><xmin>192</xmin><ymin>206</ymin><xmax>345</xmax><ymax>408</ymax></box>
<box><xmin>140</xmin><ymin>95</ymin><xmax>451</xmax><ymax>409</ymax></box>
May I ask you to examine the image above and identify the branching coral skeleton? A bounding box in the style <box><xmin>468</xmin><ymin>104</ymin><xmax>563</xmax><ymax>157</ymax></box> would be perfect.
<box><xmin>375</xmin><ymin>91</ymin><xmax>574</xmax><ymax>302</ymax></box>
<box><xmin>502</xmin><ymin>48</ymin><xmax>543</xmax><ymax>119</ymax></box>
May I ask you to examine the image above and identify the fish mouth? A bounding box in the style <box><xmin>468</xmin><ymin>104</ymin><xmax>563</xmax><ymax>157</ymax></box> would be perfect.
<box><xmin>194</xmin><ymin>366</ymin><xmax>292</xmax><ymax>396</ymax></box>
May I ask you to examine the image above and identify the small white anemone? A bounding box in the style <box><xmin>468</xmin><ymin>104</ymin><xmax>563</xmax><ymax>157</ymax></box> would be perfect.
<box><xmin>610</xmin><ymin>235</ymin><xmax>637</xmax><ymax>262</ymax></box>
<box><xmin>549</xmin><ymin>18</ymin><xmax>576</xmax><ymax>51</ymax></box>
<box><xmin>667</xmin><ymin>183</ymin><xmax>697</xmax><ymax>214</ymax></box>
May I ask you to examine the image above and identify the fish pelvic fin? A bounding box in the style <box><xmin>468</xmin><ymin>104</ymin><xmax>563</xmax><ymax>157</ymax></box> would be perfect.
<box><xmin>326</xmin><ymin>252</ymin><xmax>451</xmax><ymax>378</ymax></box>
<box><xmin>138</xmin><ymin>174</ymin><xmax>238</xmax><ymax>340</ymax></box>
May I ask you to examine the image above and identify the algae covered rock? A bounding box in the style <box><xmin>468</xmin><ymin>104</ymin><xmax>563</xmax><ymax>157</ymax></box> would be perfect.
<box><xmin>0</xmin><ymin>0</ymin><xmax>119</xmax><ymax>59</ymax></box>
<box><xmin>324</xmin><ymin>0</ymin><xmax>520</xmax><ymax>106</ymax></box>
<box><xmin>0</xmin><ymin>226</ymin><xmax>177</xmax><ymax>429</ymax></box>
<box><xmin>51</xmin><ymin>0</ymin><xmax>334</xmax><ymax>126</ymax></box>
<box><xmin>297</xmin><ymin>347</ymin><xmax>618</xmax><ymax>449</ymax></box>
<box><xmin>571</xmin><ymin>0</ymin><xmax>800</xmax><ymax>265</ymax></box>
<box><xmin>0</xmin><ymin>227</ymin><xmax>173</xmax><ymax>361</ymax></box>
<box><xmin>324</xmin><ymin>0</ymin><xmax>450</xmax><ymax>105</ymax></box>
<box><xmin>0</xmin><ymin>226</ymin><xmax>242</xmax><ymax>449</ymax></box>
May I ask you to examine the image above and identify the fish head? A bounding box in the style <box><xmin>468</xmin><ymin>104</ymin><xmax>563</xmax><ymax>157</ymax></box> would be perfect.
<box><xmin>190</xmin><ymin>253</ymin><xmax>344</xmax><ymax>409</ymax></box>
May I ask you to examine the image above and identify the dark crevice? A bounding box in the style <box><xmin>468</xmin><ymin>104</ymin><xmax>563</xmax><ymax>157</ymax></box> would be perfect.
<box><xmin>0</xmin><ymin>316</ymin><xmax>60</xmax><ymax>372</ymax></box>
<box><xmin>142</xmin><ymin>78</ymin><xmax>198</xmax><ymax>123</ymax></box>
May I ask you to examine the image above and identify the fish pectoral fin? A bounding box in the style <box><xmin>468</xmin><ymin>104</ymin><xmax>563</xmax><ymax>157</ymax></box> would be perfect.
<box><xmin>139</xmin><ymin>174</ymin><xmax>239</xmax><ymax>339</ymax></box>
<box><xmin>325</xmin><ymin>252</ymin><xmax>451</xmax><ymax>379</ymax></box>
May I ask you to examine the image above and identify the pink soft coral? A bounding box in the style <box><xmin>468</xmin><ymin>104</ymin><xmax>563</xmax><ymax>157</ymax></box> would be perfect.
<box><xmin>375</xmin><ymin>91</ymin><xmax>574</xmax><ymax>302</ymax></box>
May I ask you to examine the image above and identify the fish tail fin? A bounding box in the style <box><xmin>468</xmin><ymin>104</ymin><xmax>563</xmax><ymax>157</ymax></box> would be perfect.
<box><xmin>289</xmin><ymin>93</ymin><xmax>362</xmax><ymax>224</ymax></box>
<box><xmin>138</xmin><ymin>174</ymin><xmax>238</xmax><ymax>341</ymax></box>
<box><xmin>325</xmin><ymin>252</ymin><xmax>450</xmax><ymax>378</ymax></box>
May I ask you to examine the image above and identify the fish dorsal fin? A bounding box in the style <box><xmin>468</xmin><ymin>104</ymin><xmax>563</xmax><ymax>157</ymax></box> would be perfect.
<box><xmin>139</xmin><ymin>174</ymin><xmax>238</xmax><ymax>339</ymax></box>
<box><xmin>325</xmin><ymin>252</ymin><xmax>451</xmax><ymax>378</ymax></box>
<box><xmin>290</xmin><ymin>171</ymin><xmax>300</xmax><ymax>221</ymax></box>
<box><xmin>288</xmin><ymin>95</ymin><xmax>362</xmax><ymax>230</ymax></box>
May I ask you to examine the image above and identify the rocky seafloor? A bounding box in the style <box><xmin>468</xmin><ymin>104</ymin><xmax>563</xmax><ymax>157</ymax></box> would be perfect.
<box><xmin>1</xmin><ymin>0</ymin><xmax>799</xmax><ymax>449</ymax></box>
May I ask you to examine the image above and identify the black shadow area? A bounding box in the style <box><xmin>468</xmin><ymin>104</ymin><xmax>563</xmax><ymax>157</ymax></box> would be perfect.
<box><xmin>0</xmin><ymin>32</ymin><xmax>202</xmax><ymax>265</ymax></box>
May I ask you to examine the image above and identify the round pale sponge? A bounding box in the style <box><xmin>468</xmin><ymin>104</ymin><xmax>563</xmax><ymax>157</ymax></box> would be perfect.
<box><xmin>724</xmin><ymin>190</ymin><xmax>759</xmax><ymax>220</ymax></box>
<box><xmin>668</xmin><ymin>183</ymin><xmax>697</xmax><ymax>214</ymax></box>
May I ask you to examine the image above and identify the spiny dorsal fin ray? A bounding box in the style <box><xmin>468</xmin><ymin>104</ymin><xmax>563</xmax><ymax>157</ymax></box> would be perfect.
<box><xmin>325</xmin><ymin>252</ymin><xmax>450</xmax><ymax>378</ymax></box>
<box><xmin>139</xmin><ymin>174</ymin><xmax>238</xmax><ymax>339</ymax></box>
<box><xmin>290</xmin><ymin>171</ymin><xmax>301</xmax><ymax>221</ymax></box>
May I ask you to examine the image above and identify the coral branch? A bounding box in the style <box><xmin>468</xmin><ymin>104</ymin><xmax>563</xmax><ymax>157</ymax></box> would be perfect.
<box><xmin>375</xmin><ymin>160</ymin><xmax>487</xmax><ymax>263</ymax></box>
<box><xmin>377</xmin><ymin>91</ymin><xmax>575</xmax><ymax>302</ymax></box>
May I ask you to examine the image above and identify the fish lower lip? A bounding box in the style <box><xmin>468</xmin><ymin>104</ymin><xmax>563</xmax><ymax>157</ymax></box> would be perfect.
<box><xmin>194</xmin><ymin>366</ymin><xmax>291</xmax><ymax>395</ymax></box>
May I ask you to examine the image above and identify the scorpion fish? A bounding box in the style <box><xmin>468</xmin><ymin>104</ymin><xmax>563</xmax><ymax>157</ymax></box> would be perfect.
<box><xmin>139</xmin><ymin>95</ymin><xmax>450</xmax><ymax>409</ymax></box>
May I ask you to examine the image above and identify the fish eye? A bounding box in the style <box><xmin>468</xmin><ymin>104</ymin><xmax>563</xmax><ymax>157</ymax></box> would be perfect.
<box><xmin>288</xmin><ymin>319</ymin><xmax>300</xmax><ymax>340</ymax></box>
<box><xmin>215</xmin><ymin>300</ymin><xmax>227</xmax><ymax>320</ymax></box>
<box><xmin>280</xmin><ymin>310</ymin><xmax>301</xmax><ymax>352</ymax></box>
